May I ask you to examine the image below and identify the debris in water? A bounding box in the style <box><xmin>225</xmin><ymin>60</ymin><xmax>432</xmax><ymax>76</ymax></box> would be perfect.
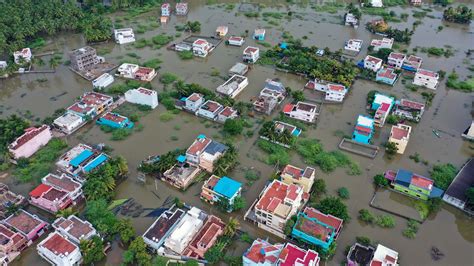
<box><xmin>431</xmin><ymin>246</ymin><xmax>444</xmax><ymax>261</ymax></box>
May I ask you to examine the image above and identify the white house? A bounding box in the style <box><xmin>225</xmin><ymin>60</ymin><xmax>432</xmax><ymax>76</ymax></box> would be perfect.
<box><xmin>117</xmin><ymin>63</ymin><xmax>139</xmax><ymax>79</ymax></box>
<box><xmin>8</xmin><ymin>125</ymin><xmax>52</xmax><ymax>160</ymax></box>
<box><xmin>161</xmin><ymin>3</ymin><xmax>171</xmax><ymax>16</ymax></box>
<box><xmin>307</xmin><ymin>79</ymin><xmax>347</xmax><ymax>102</ymax></box>
<box><xmin>125</xmin><ymin>87</ymin><xmax>159</xmax><ymax>109</ymax></box>
<box><xmin>344</xmin><ymin>39</ymin><xmax>363</xmax><ymax>53</ymax></box>
<box><xmin>364</xmin><ymin>55</ymin><xmax>383</xmax><ymax>72</ymax></box>
<box><xmin>387</xmin><ymin>52</ymin><xmax>406</xmax><ymax>68</ymax></box>
<box><xmin>196</xmin><ymin>100</ymin><xmax>223</xmax><ymax>120</ymax></box>
<box><xmin>413</xmin><ymin>69</ymin><xmax>439</xmax><ymax>90</ymax></box>
<box><xmin>370</xmin><ymin>38</ymin><xmax>394</xmax><ymax>51</ymax></box>
<box><xmin>217</xmin><ymin>107</ymin><xmax>238</xmax><ymax>123</ymax></box>
<box><xmin>175</xmin><ymin>2</ymin><xmax>188</xmax><ymax>15</ymax></box>
<box><xmin>13</xmin><ymin>48</ymin><xmax>32</xmax><ymax>64</ymax></box>
<box><xmin>216</xmin><ymin>75</ymin><xmax>248</xmax><ymax>98</ymax></box>
<box><xmin>164</xmin><ymin>207</ymin><xmax>205</xmax><ymax>254</ymax></box>
<box><xmin>243</xmin><ymin>46</ymin><xmax>259</xmax><ymax>63</ymax></box>
<box><xmin>183</xmin><ymin>93</ymin><xmax>204</xmax><ymax>112</ymax></box>
<box><xmin>345</xmin><ymin>13</ymin><xmax>359</xmax><ymax>27</ymax></box>
<box><xmin>114</xmin><ymin>28</ymin><xmax>135</xmax><ymax>44</ymax></box>
<box><xmin>283</xmin><ymin>101</ymin><xmax>320</xmax><ymax>123</ymax></box>
<box><xmin>37</xmin><ymin>232</ymin><xmax>82</xmax><ymax>266</ymax></box>
<box><xmin>92</xmin><ymin>73</ymin><xmax>114</xmax><ymax>89</ymax></box>
<box><xmin>53</xmin><ymin>113</ymin><xmax>85</xmax><ymax>135</ymax></box>
<box><xmin>52</xmin><ymin>215</ymin><xmax>97</xmax><ymax>244</ymax></box>
<box><xmin>371</xmin><ymin>244</ymin><xmax>399</xmax><ymax>266</ymax></box>
<box><xmin>216</xmin><ymin>26</ymin><xmax>228</xmax><ymax>37</ymax></box>
<box><xmin>370</xmin><ymin>0</ymin><xmax>384</xmax><ymax>7</ymax></box>
<box><xmin>228</xmin><ymin>36</ymin><xmax>245</xmax><ymax>46</ymax></box>
<box><xmin>193</xmin><ymin>39</ymin><xmax>213</xmax><ymax>58</ymax></box>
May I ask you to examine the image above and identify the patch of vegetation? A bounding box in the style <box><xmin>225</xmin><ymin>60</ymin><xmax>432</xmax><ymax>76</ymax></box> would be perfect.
<box><xmin>358</xmin><ymin>209</ymin><xmax>395</xmax><ymax>228</ymax></box>
<box><xmin>159</xmin><ymin>111</ymin><xmax>176</xmax><ymax>122</ymax></box>
<box><xmin>223</xmin><ymin>119</ymin><xmax>244</xmax><ymax>136</ymax></box>
<box><xmin>315</xmin><ymin>196</ymin><xmax>350</xmax><ymax>222</ymax></box>
<box><xmin>446</xmin><ymin>71</ymin><xmax>474</xmax><ymax>92</ymax></box>
<box><xmin>143</xmin><ymin>58</ymin><xmax>162</xmax><ymax>69</ymax></box>
<box><xmin>257</xmin><ymin>139</ymin><xmax>290</xmax><ymax>165</ymax></box>
<box><xmin>178</xmin><ymin>50</ymin><xmax>194</xmax><ymax>60</ymax></box>
<box><xmin>151</xmin><ymin>34</ymin><xmax>173</xmax><ymax>48</ymax></box>
<box><xmin>0</xmin><ymin>115</ymin><xmax>29</xmax><ymax>154</ymax></box>
<box><xmin>111</xmin><ymin>128</ymin><xmax>133</xmax><ymax>141</ymax></box>
<box><xmin>259</xmin><ymin>121</ymin><xmax>296</xmax><ymax>146</ymax></box>
<box><xmin>160</xmin><ymin>72</ymin><xmax>178</xmax><ymax>84</ymax></box>
<box><xmin>403</xmin><ymin>219</ymin><xmax>420</xmax><ymax>239</ymax></box>
<box><xmin>430</xmin><ymin>163</ymin><xmax>457</xmax><ymax>190</ymax></box>
<box><xmin>443</xmin><ymin>5</ymin><xmax>472</xmax><ymax>24</ymax></box>
<box><xmin>337</xmin><ymin>187</ymin><xmax>350</xmax><ymax>199</ymax></box>
<box><xmin>421</xmin><ymin>91</ymin><xmax>435</xmax><ymax>106</ymax></box>
<box><xmin>373</xmin><ymin>174</ymin><xmax>389</xmax><ymax>187</ymax></box>
<box><xmin>312</xmin><ymin>2</ymin><xmax>345</xmax><ymax>14</ymax></box>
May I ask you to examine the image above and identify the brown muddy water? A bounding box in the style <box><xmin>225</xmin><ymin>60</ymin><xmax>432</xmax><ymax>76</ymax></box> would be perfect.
<box><xmin>1</xmin><ymin>1</ymin><xmax>473</xmax><ymax>265</ymax></box>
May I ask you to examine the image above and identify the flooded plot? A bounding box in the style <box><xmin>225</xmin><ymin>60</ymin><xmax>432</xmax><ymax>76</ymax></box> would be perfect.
<box><xmin>371</xmin><ymin>189</ymin><xmax>424</xmax><ymax>222</ymax></box>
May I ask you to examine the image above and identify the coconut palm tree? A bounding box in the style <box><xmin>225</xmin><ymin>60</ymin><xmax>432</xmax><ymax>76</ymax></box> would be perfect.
<box><xmin>224</xmin><ymin>217</ymin><xmax>240</xmax><ymax>237</ymax></box>
<box><xmin>56</xmin><ymin>207</ymin><xmax>77</xmax><ymax>218</ymax></box>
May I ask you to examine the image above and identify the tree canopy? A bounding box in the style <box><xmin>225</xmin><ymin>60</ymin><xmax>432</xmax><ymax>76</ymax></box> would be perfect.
<box><xmin>315</xmin><ymin>196</ymin><xmax>350</xmax><ymax>221</ymax></box>
<box><xmin>0</xmin><ymin>115</ymin><xmax>29</xmax><ymax>154</ymax></box>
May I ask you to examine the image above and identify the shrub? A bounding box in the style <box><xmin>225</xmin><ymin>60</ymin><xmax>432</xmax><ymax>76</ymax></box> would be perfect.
<box><xmin>159</xmin><ymin>112</ymin><xmax>175</xmax><ymax>122</ymax></box>
<box><xmin>355</xmin><ymin>236</ymin><xmax>371</xmax><ymax>246</ymax></box>
<box><xmin>223</xmin><ymin>119</ymin><xmax>244</xmax><ymax>136</ymax></box>
<box><xmin>375</xmin><ymin>215</ymin><xmax>396</xmax><ymax>228</ymax></box>
<box><xmin>402</xmin><ymin>219</ymin><xmax>420</xmax><ymax>239</ymax></box>
<box><xmin>111</xmin><ymin>128</ymin><xmax>132</xmax><ymax>141</ymax></box>
<box><xmin>142</xmin><ymin>58</ymin><xmax>162</xmax><ymax>69</ymax></box>
<box><xmin>386</xmin><ymin>115</ymin><xmax>399</xmax><ymax>125</ymax></box>
<box><xmin>337</xmin><ymin>187</ymin><xmax>350</xmax><ymax>199</ymax></box>
<box><xmin>430</xmin><ymin>164</ymin><xmax>457</xmax><ymax>190</ymax></box>
<box><xmin>160</xmin><ymin>72</ymin><xmax>178</xmax><ymax>84</ymax></box>
<box><xmin>178</xmin><ymin>50</ymin><xmax>193</xmax><ymax>60</ymax></box>
<box><xmin>358</xmin><ymin>209</ymin><xmax>375</xmax><ymax>224</ymax></box>
<box><xmin>315</xmin><ymin>197</ymin><xmax>350</xmax><ymax>221</ymax></box>
<box><xmin>373</xmin><ymin>174</ymin><xmax>389</xmax><ymax>187</ymax></box>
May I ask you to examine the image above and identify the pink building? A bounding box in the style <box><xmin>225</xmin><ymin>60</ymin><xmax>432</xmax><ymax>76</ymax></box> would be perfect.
<box><xmin>279</xmin><ymin>243</ymin><xmax>320</xmax><ymax>266</ymax></box>
<box><xmin>4</xmin><ymin>210</ymin><xmax>48</xmax><ymax>241</ymax></box>
<box><xmin>8</xmin><ymin>125</ymin><xmax>52</xmax><ymax>160</ymax></box>
<box><xmin>0</xmin><ymin>224</ymin><xmax>28</xmax><ymax>264</ymax></box>
<box><xmin>29</xmin><ymin>183</ymin><xmax>73</xmax><ymax>214</ymax></box>
<box><xmin>42</xmin><ymin>173</ymin><xmax>83</xmax><ymax>201</ymax></box>
<box><xmin>183</xmin><ymin>215</ymin><xmax>225</xmax><ymax>259</ymax></box>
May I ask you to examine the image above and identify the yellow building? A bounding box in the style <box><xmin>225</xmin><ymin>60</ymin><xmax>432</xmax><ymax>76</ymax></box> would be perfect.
<box><xmin>388</xmin><ymin>124</ymin><xmax>412</xmax><ymax>154</ymax></box>
<box><xmin>280</xmin><ymin>164</ymin><xmax>316</xmax><ymax>193</ymax></box>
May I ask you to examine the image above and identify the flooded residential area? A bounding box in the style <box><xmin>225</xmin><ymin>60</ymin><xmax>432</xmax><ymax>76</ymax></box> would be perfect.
<box><xmin>0</xmin><ymin>0</ymin><xmax>473</xmax><ymax>266</ymax></box>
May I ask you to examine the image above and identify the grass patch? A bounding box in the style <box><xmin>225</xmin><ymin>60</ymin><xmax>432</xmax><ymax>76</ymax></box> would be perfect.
<box><xmin>446</xmin><ymin>72</ymin><xmax>474</xmax><ymax>92</ymax></box>
<box><xmin>178</xmin><ymin>51</ymin><xmax>193</xmax><ymax>60</ymax></box>
<box><xmin>403</xmin><ymin>219</ymin><xmax>420</xmax><ymax>239</ymax></box>
<box><xmin>312</xmin><ymin>2</ymin><xmax>345</xmax><ymax>14</ymax></box>
<box><xmin>159</xmin><ymin>111</ymin><xmax>175</xmax><ymax>122</ymax></box>
<box><xmin>160</xmin><ymin>72</ymin><xmax>178</xmax><ymax>84</ymax></box>
<box><xmin>257</xmin><ymin>139</ymin><xmax>290</xmax><ymax>165</ymax></box>
<box><xmin>143</xmin><ymin>58</ymin><xmax>162</xmax><ymax>69</ymax></box>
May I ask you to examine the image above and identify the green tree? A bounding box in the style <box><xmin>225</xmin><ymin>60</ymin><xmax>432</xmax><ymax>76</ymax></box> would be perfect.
<box><xmin>223</xmin><ymin>217</ymin><xmax>240</xmax><ymax>237</ymax></box>
<box><xmin>373</xmin><ymin>174</ymin><xmax>389</xmax><ymax>187</ymax></box>
<box><xmin>117</xmin><ymin>218</ymin><xmax>136</xmax><ymax>245</ymax></box>
<box><xmin>127</xmin><ymin>237</ymin><xmax>152</xmax><ymax>266</ymax></box>
<box><xmin>232</xmin><ymin>196</ymin><xmax>246</xmax><ymax>211</ymax></box>
<box><xmin>85</xmin><ymin>199</ymin><xmax>118</xmax><ymax>237</ymax></box>
<box><xmin>358</xmin><ymin>209</ymin><xmax>375</xmax><ymax>224</ymax></box>
<box><xmin>204</xmin><ymin>242</ymin><xmax>225</xmax><ymax>264</ymax></box>
<box><xmin>315</xmin><ymin>196</ymin><xmax>350</xmax><ymax>221</ymax></box>
<box><xmin>284</xmin><ymin>219</ymin><xmax>295</xmax><ymax>236</ymax></box>
<box><xmin>0</xmin><ymin>115</ymin><xmax>29</xmax><ymax>153</ymax></box>
<box><xmin>56</xmin><ymin>207</ymin><xmax>77</xmax><ymax>218</ymax></box>
<box><xmin>310</xmin><ymin>179</ymin><xmax>327</xmax><ymax>202</ymax></box>
<box><xmin>223</xmin><ymin>119</ymin><xmax>244</xmax><ymax>136</ymax></box>
<box><xmin>80</xmin><ymin>235</ymin><xmax>105</xmax><ymax>265</ymax></box>
<box><xmin>430</xmin><ymin>163</ymin><xmax>457</xmax><ymax>190</ymax></box>
<box><xmin>466</xmin><ymin>187</ymin><xmax>474</xmax><ymax>203</ymax></box>
<box><xmin>385</xmin><ymin>142</ymin><xmax>398</xmax><ymax>155</ymax></box>
<box><xmin>337</xmin><ymin>187</ymin><xmax>350</xmax><ymax>199</ymax></box>
<box><xmin>291</xmin><ymin>90</ymin><xmax>305</xmax><ymax>102</ymax></box>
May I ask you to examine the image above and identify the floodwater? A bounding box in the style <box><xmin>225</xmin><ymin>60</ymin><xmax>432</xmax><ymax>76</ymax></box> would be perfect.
<box><xmin>1</xmin><ymin>1</ymin><xmax>473</xmax><ymax>265</ymax></box>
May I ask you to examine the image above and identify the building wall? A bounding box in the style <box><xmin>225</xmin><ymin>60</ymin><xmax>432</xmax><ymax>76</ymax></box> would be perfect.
<box><xmin>287</xmin><ymin>111</ymin><xmax>315</xmax><ymax>123</ymax></box>
<box><xmin>37</xmin><ymin>244</ymin><xmax>81</xmax><ymax>266</ymax></box>
<box><xmin>413</xmin><ymin>75</ymin><xmax>438</xmax><ymax>90</ymax></box>
<box><xmin>280</xmin><ymin>175</ymin><xmax>313</xmax><ymax>193</ymax></box>
<box><xmin>125</xmin><ymin>90</ymin><xmax>158</xmax><ymax>109</ymax></box>
<box><xmin>10</xmin><ymin>128</ymin><xmax>52</xmax><ymax>159</ymax></box>
<box><xmin>393</xmin><ymin>183</ymin><xmax>428</xmax><ymax>200</ymax></box>
<box><xmin>353</xmin><ymin>131</ymin><xmax>372</xmax><ymax>144</ymax></box>
<box><xmin>292</xmin><ymin>228</ymin><xmax>332</xmax><ymax>250</ymax></box>
<box><xmin>31</xmin><ymin>196</ymin><xmax>71</xmax><ymax>213</ymax></box>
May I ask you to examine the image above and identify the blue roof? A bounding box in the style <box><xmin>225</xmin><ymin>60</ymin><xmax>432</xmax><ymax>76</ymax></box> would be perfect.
<box><xmin>429</xmin><ymin>187</ymin><xmax>444</xmax><ymax>198</ymax></box>
<box><xmin>395</xmin><ymin>169</ymin><xmax>413</xmax><ymax>184</ymax></box>
<box><xmin>83</xmin><ymin>154</ymin><xmax>108</xmax><ymax>172</ymax></box>
<box><xmin>177</xmin><ymin>155</ymin><xmax>186</xmax><ymax>163</ymax></box>
<box><xmin>197</xmin><ymin>134</ymin><xmax>206</xmax><ymax>139</ymax></box>
<box><xmin>214</xmin><ymin>176</ymin><xmax>242</xmax><ymax>199</ymax></box>
<box><xmin>204</xmin><ymin>140</ymin><xmax>228</xmax><ymax>155</ymax></box>
<box><xmin>70</xmin><ymin>150</ymin><xmax>94</xmax><ymax>167</ymax></box>
<box><xmin>180</xmin><ymin>97</ymin><xmax>187</xmax><ymax>101</ymax></box>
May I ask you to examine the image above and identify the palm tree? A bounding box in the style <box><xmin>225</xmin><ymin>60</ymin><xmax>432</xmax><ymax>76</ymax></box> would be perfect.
<box><xmin>224</xmin><ymin>217</ymin><xmax>240</xmax><ymax>236</ymax></box>
<box><xmin>56</xmin><ymin>207</ymin><xmax>77</xmax><ymax>218</ymax></box>
<box><xmin>49</xmin><ymin>57</ymin><xmax>59</xmax><ymax>70</ymax></box>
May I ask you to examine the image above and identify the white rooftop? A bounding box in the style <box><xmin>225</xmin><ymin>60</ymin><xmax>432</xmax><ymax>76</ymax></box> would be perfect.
<box><xmin>357</xmin><ymin>115</ymin><xmax>374</xmax><ymax>127</ymax></box>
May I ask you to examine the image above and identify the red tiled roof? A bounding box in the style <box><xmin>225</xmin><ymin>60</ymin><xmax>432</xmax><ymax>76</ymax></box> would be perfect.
<box><xmin>102</xmin><ymin>112</ymin><xmax>127</xmax><ymax>123</ymax></box>
<box><xmin>244</xmin><ymin>46</ymin><xmax>258</xmax><ymax>54</ymax></box>
<box><xmin>400</xmin><ymin>99</ymin><xmax>424</xmax><ymax>110</ymax></box>
<box><xmin>256</xmin><ymin>181</ymin><xmax>302</xmax><ymax>213</ymax></box>
<box><xmin>287</xmin><ymin>184</ymin><xmax>299</xmax><ymax>200</ymax></box>
<box><xmin>279</xmin><ymin>243</ymin><xmax>319</xmax><ymax>266</ymax></box>
<box><xmin>29</xmin><ymin>184</ymin><xmax>52</xmax><ymax>198</ymax></box>
<box><xmin>304</xmin><ymin>207</ymin><xmax>343</xmax><ymax>231</ymax></box>
<box><xmin>417</xmin><ymin>69</ymin><xmax>438</xmax><ymax>78</ymax></box>
<box><xmin>389</xmin><ymin>52</ymin><xmax>406</xmax><ymax>60</ymax></box>
<box><xmin>42</xmin><ymin>187</ymin><xmax>68</xmax><ymax>201</ymax></box>
<box><xmin>370</xmin><ymin>260</ymin><xmax>383</xmax><ymax>266</ymax></box>
<box><xmin>44</xmin><ymin>174</ymin><xmax>80</xmax><ymax>192</ymax></box>
<box><xmin>187</xmin><ymin>137</ymin><xmax>211</xmax><ymax>155</ymax></box>
<box><xmin>138</xmin><ymin>87</ymin><xmax>155</xmax><ymax>95</ymax></box>
<box><xmin>5</xmin><ymin>210</ymin><xmax>45</xmax><ymax>235</ymax></box>
<box><xmin>219</xmin><ymin>106</ymin><xmax>237</xmax><ymax>117</ymax></box>
<box><xmin>328</xmin><ymin>84</ymin><xmax>345</xmax><ymax>92</ymax></box>
<box><xmin>377</xmin><ymin>68</ymin><xmax>397</xmax><ymax>79</ymax></box>
<box><xmin>355</xmin><ymin>125</ymin><xmax>371</xmax><ymax>135</ymax></box>
<box><xmin>194</xmin><ymin>39</ymin><xmax>208</xmax><ymax>46</ymax></box>
<box><xmin>244</xmin><ymin>239</ymin><xmax>282</xmax><ymax>264</ymax></box>
<box><xmin>283</xmin><ymin>104</ymin><xmax>294</xmax><ymax>113</ymax></box>
<box><xmin>64</xmin><ymin>216</ymin><xmax>95</xmax><ymax>240</ymax></box>
<box><xmin>229</xmin><ymin>36</ymin><xmax>243</xmax><ymax>42</ymax></box>
<box><xmin>9</xmin><ymin>125</ymin><xmax>49</xmax><ymax>150</ymax></box>
<box><xmin>202</xmin><ymin>101</ymin><xmax>222</xmax><ymax>112</ymax></box>
<box><xmin>187</xmin><ymin>93</ymin><xmax>203</xmax><ymax>102</ymax></box>
<box><xmin>67</xmin><ymin>102</ymin><xmax>94</xmax><ymax>115</ymax></box>
<box><xmin>136</xmin><ymin>67</ymin><xmax>154</xmax><ymax>75</ymax></box>
<box><xmin>366</xmin><ymin>55</ymin><xmax>382</xmax><ymax>64</ymax></box>
<box><xmin>391</xmin><ymin>126</ymin><xmax>409</xmax><ymax>140</ymax></box>
<box><xmin>41</xmin><ymin>233</ymin><xmax>77</xmax><ymax>255</ymax></box>
<box><xmin>411</xmin><ymin>174</ymin><xmax>433</xmax><ymax>190</ymax></box>
<box><xmin>379</xmin><ymin>102</ymin><xmax>390</xmax><ymax>112</ymax></box>
<box><xmin>406</xmin><ymin>55</ymin><xmax>422</xmax><ymax>64</ymax></box>
<box><xmin>282</xmin><ymin>165</ymin><xmax>303</xmax><ymax>179</ymax></box>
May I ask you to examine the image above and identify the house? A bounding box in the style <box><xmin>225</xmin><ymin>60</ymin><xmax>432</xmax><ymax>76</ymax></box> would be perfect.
<box><xmin>182</xmin><ymin>215</ymin><xmax>225</xmax><ymax>259</ymax></box>
<box><xmin>229</xmin><ymin>62</ymin><xmax>249</xmax><ymax>76</ymax></box>
<box><xmin>254</xmin><ymin>180</ymin><xmax>307</xmax><ymax>238</ymax></box>
<box><xmin>352</xmin><ymin>115</ymin><xmax>375</xmax><ymax>144</ymax></box>
<box><xmin>216</xmin><ymin>74</ymin><xmax>249</xmax><ymax>98</ymax></box>
<box><xmin>387</xmin><ymin>169</ymin><xmax>444</xmax><ymax>200</ymax></box>
<box><xmin>253</xmin><ymin>88</ymin><xmax>285</xmax><ymax>115</ymax></box>
<box><xmin>92</xmin><ymin>73</ymin><xmax>114</xmax><ymax>89</ymax></box>
<box><xmin>217</xmin><ymin>106</ymin><xmax>238</xmax><ymax>123</ymax></box>
<box><xmin>264</xmin><ymin>79</ymin><xmax>286</xmax><ymax>94</ymax></box>
<box><xmin>117</xmin><ymin>63</ymin><xmax>140</xmax><ymax>79</ymax></box>
<box><xmin>283</xmin><ymin>101</ymin><xmax>320</xmax><ymax>123</ymax></box>
<box><xmin>175</xmin><ymin>2</ymin><xmax>188</xmax><ymax>15</ymax></box>
<box><xmin>4</xmin><ymin>210</ymin><xmax>48</xmax><ymax>241</ymax></box>
<box><xmin>376</xmin><ymin>68</ymin><xmax>398</xmax><ymax>85</ymax></box>
<box><xmin>69</xmin><ymin>46</ymin><xmax>99</xmax><ymax>71</ymax></box>
<box><xmin>134</xmin><ymin>67</ymin><xmax>157</xmax><ymax>82</ymax></box>
<box><xmin>370</xmin><ymin>0</ymin><xmax>383</xmax><ymax>7</ymax></box>
<box><xmin>37</xmin><ymin>232</ymin><xmax>82</xmax><ymax>266</ymax></box>
<box><xmin>443</xmin><ymin>159</ymin><xmax>474</xmax><ymax>212</ymax></box>
<box><xmin>274</xmin><ymin>121</ymin><xmax>302</xmax><ymax>138</ymax></box>
<box><xmin>193</xmin><ymin>39</ymin><xmax>213</xmax><ymax>57</ymax></box>
<box><xmin>372</xmin><ymin>93</ymin><xmax>395</xmax><ymax>127</ymax></box>
<box><xmin>462</xmin><ymin>120</ymin><xmax>474</xmax><ymax>141</ymax></box>
<box><xmin>0</xmin><ymin>184</ymin><xmax>26</xmax><ymax>219</ymax></box>
<box><xmin>253</xmin><ymin>29</ymin><xmax>266</xmax><ymax>40</ymax></box>
<box><xmin>13</xmin><ymin>48</ymin><xmax>32</xmax><ymax>64</ymax></box>
<box><xmin>42</xmin><ymin>173</ymin><xmax>83</xmax><ymax>201</ymax></box>
<box><xmin>199</xmin><ymin>139</ymin><xmax>228</xmax><ymax>172</ymax></box>
<box><xmin>388</xmin><ymin>124</ymin><xmax>411</xmax><ymax>154</ymax></box>
<box><xmin>96</xmin><ymin>112</ymin><xmax>134</xmax><ymax>129</ymax></box>
<box><xmin>164</xmin><ymin>207</ymin><xmax>206</xmax><ymax>255</ymax></box>
<box><xmin>175</xmin><ymin>43</ymin><xmax>192</xmax><ymax>52</ymax></box>
<box><xmin>161</xmin><ymin>3</ymin><xmax>171</xmax><ymax>16</ymax></box>
<box><xmin>280</xmin><ymin>164</ymin><xmax>315</xmax><ymax>193</ymax></box>
<box><xmin>0</xmin><ymin>224</ymin><xmax>28</xmax><ymax>264</ymax></box>
<box><xmin>371</xmin><ymin>244</ymin><xmax>399</xmax><ymax>266</ymax></box>
<box><xmin>278</xmin><ymin>243</ymin><xmax>320</xmax><ymax>266</ymax></box>
<box><xmin>346</xmin><ymin>242</ymin><xmax>376</xmax><ymax>266</ymax></box>
<box><xmin>402</xmin><ymin>55</ymin><xmax>423</xmax><ymax>72</ymax></box>
<box><xmin>387</xmin><ymin>52</ymin><xmax>406</xmax><ymax>68</ymax></box>
<box><xmin>67</xmin><ymin>91</ymin><xmax>113</xmax><ymax>118</ymax></box>
<box><xmin>413</xmin><ymin>68</ymin><xmax>439</xmax><ymax>90</ymax></box>
<box><xmin>196</xmin><ymin>100</ymin><xmax>223</xmax><ymax>121</ymax></box>
<box><xmin>243</xmin><ymin>46</ymin><xmax>260</xmax><ymax>63</ymax></box>
<box><xmin>306</xmin><ymin>79</ymin><xmax>348</xmax><ymax>102</ymax></box>
<box><xmin>163</xmin><ymin>159</ymin><xmax>201</xmax><ymax>190</ymax></box>
<box><xmin>125</xmin><ymin>87</ymin><xmax>159</xmax><ymax>109</ymax></box>
<box><xmin>200</xmin><ymin>175</ymin><xmax>242</xmax><ymax>210</ymax></box>
<box><xmin>228</xmin><ymin>36</ymin><xmax>245</xmax><ymax>47</ymax></box>
<box><xmin>56</xmin><ymin>143</ymin><xmax>109</xmax><ymax>179</ymax></box>
<box><xmin>8</xmin><ymin>125</ymin><xmax>52</xmax><ymax>160</ymax></box>
<box><xmin>344</xmin><ymin>39</ymin><xmax>363</xmax><ymax>53</ymax></box>
<box><xmin>114</xmin><ymin>28</ymin><xmax>135</xmax><ymax>44</ymax></box>
<box><xmin>53</xmin><ymin>113</ymin><xmax>85</xmax><ymax>135</ymax></box>
<box><xmin>411</xmin><ymin>0</ymin><xmax>422</xmax><ymax>6</ymax></box>
<box><xmin>393</xmin><ymin>99</ymin><xmax>425</xmax><ymax>122</ymax></box>
<box><xmin>291</xmin><ymin>207</ymin><xmax>343</xmax><ymax>250</ymax></box>
<box><xmin>242</xmin><ymin>238</ymin><xmax>284</xmax><ymax>266</ymax></box>
<box><xmin>364</xmin><ymin>55</ymin><xmax>383</xmax><ymax>72</ymax></box>
<box><xmin>52</xmin><ymin>215</ymin><xmax>97</xmax><ymax>244</ymax></box>
<box><xmin>0</xmin><ymin>61</ymin><xmax>7</xmax><ymax>70</ymax></box>
<box><xmin>185</xmin><ymin>134</ymin><xmax>211</xmax><ymax>165</ymax></box>
<box><xmin>143</xmin><ymin>208</ymin><xmax>186</xmax><ymax>251</ymax></box>
<box><xmin>344</xmin><ymin>13</ymin><xmax>359</xmax><ymax>27</ymax></box>
<box><xmin>370</xmin><ymin>38</ymin><xmax>394</xmax><ymax>51</ymax></box>
<box><xmin>216</xmin><ymin>26</ymin><xmax>229</xmax><ymax>37</ymax></box>
<box><xmin>29</xmin><ymin>183</ymin><xmax>73</xmax><ymax>214</ymax></box>
<box><xmin>183</xmin><ymin>93</ymin><xmax>205</xmax><ymax>112</ymax></box>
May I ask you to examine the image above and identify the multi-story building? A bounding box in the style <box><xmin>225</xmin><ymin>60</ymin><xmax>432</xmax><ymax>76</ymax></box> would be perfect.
<box><xmin>228</xmin><ymin>36</ymin><xmax>245</xmax><ymax>47</ymax></box>
<box><xmin>29</xmin><ymin>183</ymin><xmax>73</xmax><ymax>214</ymax></box>
<box><xmin>216</xmin><ymin>75</ymin><xmax>249</xmax><ymax>98</ymax></box>
<box><xmin>254</xmin><ymin>180</ymin><xmax>307</xmax><ymax>238</ymax></box>
<box><xmin>182</xmin><ymin>215</ymin><xmax>225</xmax><ymax>259</ymax></box>
<box><xmin>67</xmin><ymin>91</ymin><xmax>113</xmax><ymax>118</ymax></box>
<box><xmin>182</xmin><ymin>93</ymin><xmax>205</xmax><ymax>112</ymax></box>
<box><xmin>4</xmin><ymin>210</ymin><xmax>48</xmax><ymax>242</ymax></box>
<box><xmin>69</xmin><ymin>46</ymin><xmax>99</xmax><ymax>71</ymax></box>
<box><xmin>387</xmin><ymin>169</ymin><xmax>444</xmax><ymax>200</ymax></box>
<box><xmin>0</xmin><ymin>184</ymin><xmax>26</xmax><ymax>219</ymax></box>
<box><xmin>193</xmin><ymin>39</ymin><xmax>213</xmax><ymax>57</ymax></box>
<box><xmin>280</xmin><ymin>164</ymin><xmax>315</xmax><ymax>193</ymax></box>
<box><xmin>37</xmin><ymin>232</ymin><xmax>82</xmax><ymax>266</ymax></box>
<box><xmin>242</xmin><ymin>238</ymin><xmax>284</xmax><ymax>266</ymax></box>
<box><xmin>403</xmin><ymin>55</ymin><xmax>423</xmax><ymax>72</ymax></box>
<box><xmin>124</xmin><ymin>87</ymin><xmax>159</xmax><ymax>109</ymax></box>
<box><xmin>344</xmin><ymin>39</ymin><xmax>363</xmax><ymax>53</ymax></box>
<box><xmin>96</xmin><ymin>112</ymin><xmax>134</xmax><ymax>129</ymax></box>
<box><xmin>114</xmin><ymin>28</ymin><xmax>135</xmax><ymax>44</ymax></box>
<box><xmin>376</xmin><ymin>68</ymin><xmax>398</xmax><ymax>85</ymax></box>
<box><xmin>200</xmin><ymin>175</ymin><xmax>242</xmax><ymax>210</ymax></box>
<box><xmin>306</xmin><ymin>79</ymin><xmax>348</xmax><ymax>102</ymax></box>
<box><xmin>413</xmin><ymin>68</ymin><xmax>439</xmax><ymax>90</ymax></box>
<box><xmin>117</xmin><ymin>63</ymin><xmax>140</xmax><ymax>79</ymax></box>
<box><xmin>0</xmin><ymin>224</ymin><xmax>28</xmax><ymax>264</ymax></box>
<box><xmin>161</xmin><ymin>3</ymin><xmax>171</xmax><ymax>16</ymax></box>
<box><xmin>196</xmin><ymin>100</ymin><xmax>223</xmax><ymax>121</ymax></box>
<box><xmin>243</xmin><ymin>46</ymin><xmax>260</xmax><ymax>63</ymax></box>
<box><xmin>371</xmin><ymin>244</ymin><xmax>399</xmax><ymax>266</ymax></box>
<box><xmin>393</xmin><ymin>99</ymin><xmax>425</xmax><ymax>122</ymax></box>
<box><xmin>52</xmin><ymin>215</ymin><xmax>97</xmax><ymax>244</ymax></box>
<box><xmin>387</xmin><ymin>52</ymin><xmax>406</xmax><ymax>68</ymax></box>
<box><xmin>344</xmin><ymin>13</ymin><xmax>359</xmax><ymax>27</ymax></box>
<box><xmin>372</xmin><ymin>93</ymin><xmax>395</xmax><ymax>127</ymax></box>
<box><xmin>164</xmin><ymin>207</ymin><xmax>205</xmax><ymax>255</ymax></box>
<box><xmin>443</xmin><ymin>159</ymin><xmax>474</xmax><ymax>212</ymax></box>
<box><xmin>388</xmin><ymin>124</ymin><xmax>412</xmax><ymax>154</ymax></box>
<box><xmin>185</xmin><ymin>134</ymin><xmax>228</xmax><ymax>172</ymax></box>
<box><xmin>8</xmin><ymin>125</ymin><xmax>52</xmax><ymax>160</ymax></box>
<box><xmin>278</xmin><ymin>243</ymin><xmax>320</xmax><ymax>266</ymax></box>
<box><xmin>364</xmin><ymin>55</ymin><xmax>383</xmax><ymax>72</ymax></box>
<box><xmin>352</xmin><ymin>115</ymin><xmax>375</xmax><ymax>144</ymax></box>
<box><xmin>370</xmin><ymin>38</ymin><xmax>394</xmax><ymax>51</ymax></box>
<box><xmin>216</xmin><ymin>106</ymin><xmax>238</xmax><ymax>123</ymax></box>
<box><xmin>253</xmin><ymin>29</ymin><xmax>266</xmax><ymax>41</ymax></box>
<box><xmin>143</xmin><ymin>208</ymin><xmax>186</xmax><ymax>251</ymax></box>
<box><xmin>163</xmin><ymin>160</ymin><xmax>202</xmax><ymax>190</ymax></box>
<box><xmin>175</xmin><ymin>2</ymin><xmax>188</xmax><ymax>15</ymax></box>
<box><xmin>92</xmin><ymin>73</ymin><xmax>114</xmax><ymax>89</ymax></box>
<box><xmin>56</xmin><ymin>143</ymin><xmax>109</xmax><ymax>180</ymax></box>
<box><xmin>53</xmin><ymin>112</ymin><xmax>85</xmax><ymax>135</ymax></box>
<box><xmin>283</xmin><ymin>101</ymin><xmax>320</xmax><ymax>123</ymax></box>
